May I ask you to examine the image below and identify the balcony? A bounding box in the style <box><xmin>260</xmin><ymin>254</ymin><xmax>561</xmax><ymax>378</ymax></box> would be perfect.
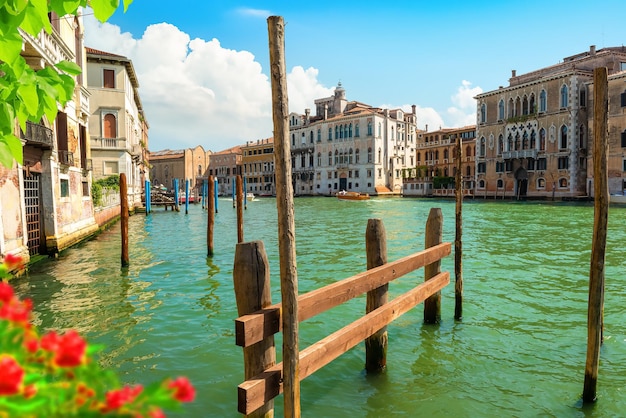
<box><xmin>59</xmin><ymin>150</ymin><xmax>74</xmax><ymax>166</ymax></box>
<box><xmin>20</xmin><ymin>28</ymin><xmax>73</xmax><ymax>70</ymax></box>
<box><xmin>91</xmin><ymin>137</ymin><xmax>127</xmax><ymax>150</ymax></box>
<box><xmin>502</xmin><ymin>149</ymin><xmax>538</xmax><ymax>160</ymax></box>
<box><xmin>82</xmin><ymin>158</ymin><xmax>92</xmax><ymax>171</ymax></box>
<box><xmin>21</xmin><ymin>121</ymin><xmax>53</xmax><ymax>148</ymax></box>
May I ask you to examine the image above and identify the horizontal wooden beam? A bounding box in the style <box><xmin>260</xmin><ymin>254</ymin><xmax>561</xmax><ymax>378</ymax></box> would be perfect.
<box><xmin>235</xmin><ymin>242</ymin><xmax>451</xmax><ymax>347</ymax></box>
<box><xmin>237</xmin><ymin>272</ymin><xmax>450</xmax><ymax>414</ymax></box>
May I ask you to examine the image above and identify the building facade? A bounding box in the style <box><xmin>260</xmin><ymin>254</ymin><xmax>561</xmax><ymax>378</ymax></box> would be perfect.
<box><xmin>288</xmin><ymin>83</ymin><xmax>418</xmax><ymax>196</ymax></box>
<box><xmin>405</xmin><ymin>126</ymin><xmax>476</xmax><ymax>197</ymax></box>
<box><xmin>150</xmin><ymin>146</ymin><xmax>211</xmax><ymax>195</ymax></box>
<box><xmin>1</xmin><ymin>9</ymin><xmax>99</xmax><ymax>259</ymax></box>
<box><xmin>86</xmin><ymin>47</ymin><xmax>149</xmax><ymax>208</ymax></box>
<box><xmin>208</xmin><ymin>146</ymin><xmax>242</xmax><ymax>196</ymax></box>
<box><xmin>241</xmin><ymin>138</ymin><xmax>275</xmax><ymax>196</ymax></box>
<box><xmin>475</xmin><ymin>46</ymin><xmax>626</xmax><ymax>200</ymax></box>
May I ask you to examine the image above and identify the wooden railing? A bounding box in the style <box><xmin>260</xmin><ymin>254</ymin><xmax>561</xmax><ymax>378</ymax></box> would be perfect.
<box><xmin>233</xmin><ymin>208</ymin><xmax>452</xmax><ymax>415</ymax></box>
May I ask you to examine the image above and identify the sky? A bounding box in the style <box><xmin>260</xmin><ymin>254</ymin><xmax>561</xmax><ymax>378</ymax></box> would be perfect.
<box><xmin>83</xmin><ymin>1</ymin><xmax>626</xmax><ymax>153</ymax></box>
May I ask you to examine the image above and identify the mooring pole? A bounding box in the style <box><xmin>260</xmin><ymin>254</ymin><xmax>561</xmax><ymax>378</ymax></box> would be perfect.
<box><xmin>144</xmin><ymin>180</ymin><xmax>151</xmax><ymax>215</ymax></box>
<box><xmin>202</xmin><ymin>179</ymin><xmax>207</xmax><ymax>209</ymax></box>
<box><xmin>236</xmin><ymin>175</ymin><xmax>244</xmax><ymax>243</ymax></box>
<box><xmin>244</xmin><ymin>176</ymin><xmax>248</xmax><ymax>210</ymax></box>
<box><xmin>365</xmin><ymin>218</ymin><xmax>388</xmax><ymax>373</ymax></box>
<box><xmin>583</xmin><ymin>66</ymin><xmax>609</xmax><ymax>403</ymax></box>
<box><xmin>214</xmin><ymin>177</ymin><xmax>219</xmax><ymax>213</ymax></box>
<box><xmin>233</xmin><ymin>241</ymin><xmax>276</xmax><ymax>417</ymax></box>
<box><xmin>454</xmin><ymin>135</ymin><xmax>463</xmax><ymax>320</ymax></box>
<box><xmin>268</xmin><ymin>15</ymin><xmax>300</xmax><ymax>418</ymax></box>
<box><xmin>207</xmin><ymin>175</ymin><xmax>215</xmax><ymax>257</ymax></box>
<box><xmin>174</xmin><ymin>178</ymin><xmax>179</xmax><ymax>212</ymax></box>
<box><xmin>120</xmin><ymin>173</ymin><xmax>129</xmax><ymax>267</ymax></box>
<box><xmin>424</xmin><ymin>208</ymin><xmax>443</xmax><ymax>324</ymax></box>
<box><xmin>232</xmin><ymin>177</ymin><xmax>236</xmax><ymax>208</ymax></box>
<box><xmin>185</xmin><ymin>179</ymin><xmax>190</xmax><ymax>214</ymax></box>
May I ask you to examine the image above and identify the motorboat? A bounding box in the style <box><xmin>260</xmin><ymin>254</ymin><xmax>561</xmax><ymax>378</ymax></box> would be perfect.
<box><xmin>336</xmin><ymin>190</ymin><xmax>370</xmax><ymax>201</ymax></box>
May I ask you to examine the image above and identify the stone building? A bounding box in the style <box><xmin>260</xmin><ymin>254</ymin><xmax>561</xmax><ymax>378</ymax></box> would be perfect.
<box><xmin>474</xmin><ymin>45</ymin><xmax>626</xmax><ymax>200</ymax></box>
<box><xmin>587</xmin><ymin>69</ymin><xmax>626</xmax><ymax>196</ymax></box>
<box><xmin>150</xmin><ymin>146</ymin><xmax>211</xmax><ymax>195</ymax></box>
<box><xmin>287</xmin><ymin>83</ymin><xmax>418</xmax><ymax>196</ymax></box>
<box><xmin>241</xmin><ymin>138</ymin><xmax>275</xmax><ymax>196</ymax></box>
<box><xmin>86</xmin><ymin>47</ymin><xmax>149</xmax><ymax>208</ymax></box>
<box><xmin>207</xmin><ymin>146</ymin><xmax>241</xmax><ymax>196</ymax></box>
<box><xmin>1</xmin><ymin>9</ymin><xmax>98</xmax><ymax>259</ymax></box>
<box><xmin>405</xmin><ymin>126</ymin><xmax>476</xmax><ymax>197</ymax></box>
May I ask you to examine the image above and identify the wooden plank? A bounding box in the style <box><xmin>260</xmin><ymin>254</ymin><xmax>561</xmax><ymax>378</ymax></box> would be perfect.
<box><xmin>235</xmin><ymin>242</ymin><xmax>451</xmax><ymax>347</ymax></box>
<box><xmin>238</xmin><ymin>272</ymin><xmax>450</xmax><ymax>415</ymax></box>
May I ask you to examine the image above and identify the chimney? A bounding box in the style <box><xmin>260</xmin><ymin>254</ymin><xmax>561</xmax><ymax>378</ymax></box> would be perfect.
<box><xmin>425</xmin><ymin>124</ymin><xmax>428</xmax><ymax>132</ymax></box>
<box><xmin>511</xmin><ymin>70</ymin><xmax>516</xmax><ymax>78</ymax></box>
<box><xmin>324</xmin><ymin>104</ymin><xmax>328</xmax><ymax>120</ymax></box>
<box><xmin>412</xmin><ymin>104</ymin><xmax>416</xmax><ymax>115</ymax></box>
<box><xmin>305</xmin><ymin>108</ymin><xmax>310</xmax><ymax>125</ymax></box>
<box><xmin>590</xmin><ymin>45</ymin><xmax>596</xmax><ymax>55</ymax></box>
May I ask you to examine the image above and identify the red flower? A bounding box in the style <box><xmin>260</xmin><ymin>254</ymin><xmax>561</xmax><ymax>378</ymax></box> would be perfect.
<box><xmin>54</xmin><ymin>330</ymin><xmax>86</xmax><ymax>367</ymax></box>
<box><xmin>104</xmin><ymin>385</ymin><xmax>143</xmax><ymax>411</ymax></box>
<box><xmin>168</xmin><ymin>377</ymin><xmax>195</xmax><ymax>402</ymax></box>
<box><xmin>23</xmin><ymin>384</ymin><xmax>37</xmax><ymax>399</ymax></box>
<box><xmin>148</xmin><ymin>407</ymin><xmax>166</xmax><ymax>418</ymax></box>
<box><xmin>2</xmin><ymin>253</ymin><xmax>24</xmax><ymax>271</ymax></box>
<box><xmin>0</xmin><ymin>298</ymin><xmax>32</xmax><ymax>323</ymax></box>
<box><xmin>0</xmin><ymin>355</ymin><xmax>24</xmax><ymax>396</ymax></box>
<box><xmin>41</xmin><ymin>331</ymin><xmax>60</xmax><ymax>351</ymax></box>
<box><xmin>0</xmin><ymin>282</ymin><xmax>14</xmax><ymax>303</ymax></box>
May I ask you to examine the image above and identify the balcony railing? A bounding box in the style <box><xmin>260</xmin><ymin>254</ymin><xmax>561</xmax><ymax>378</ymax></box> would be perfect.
<box><xmin>20</xmin><ymin>121</ymin><xmax>53</xmax><ymax>148</ymax></box>
<box><xmin>82</xmin><ymin>158</ymin><xmax>92</xmax><ymax>171</ymax></box>
<box><xmin>91</xmin><ymin>137</ymin><xmax>127</xmax><ymax>150</ymax></box>
<box><xmin>59</xmin><ymin>150</ymin><xmax>74</xmax><ymax>166</ymax></box>
<box><xmin>502</xmin><ymin>149</ymin><xmax>538</xmax><ymax>160</ymax></box>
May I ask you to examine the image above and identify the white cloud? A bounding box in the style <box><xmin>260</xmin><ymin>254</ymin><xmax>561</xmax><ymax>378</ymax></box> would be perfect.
<box><xmin>84</xmin><ymin>14</ymin><xmax>332</xmax><ymax>152</ymax></box>
<box><xmin>235</xmin><ymin>8</ymin><xmax>272</xmax><ymax>18</ymax></box>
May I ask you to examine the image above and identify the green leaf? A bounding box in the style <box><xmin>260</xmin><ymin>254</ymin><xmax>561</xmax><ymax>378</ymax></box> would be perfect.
<box><xmin>40</xmin><ymin>92</ymin><xmax>59</xmax><ymax>124</ymax></box>
<box><xmin>91</xmin><ymin>0</ymin><xmax>120</xmax><ymax>22</ymax></box>
<box><xmin>0</xmin><ymin>101</ymin><xmax>15</xmax><ymax>133</ymax></box>
<box><xmin>19</xmin><ymin>0</ymin><xmax>49</xmax><ymax>36</ymax></box>
<box><xmin>16</xmin><ymin>81</ymin><xmax>39</xmax><ymax>118</ymax></box>
<box><xmin>58</xmin><ymin>74</ymin><xmax>76</xmax><ymax>103</ymax></box>
<box><xmin>14</xmin><ymin>100</ymin><xmax>30</xmax><ymax>132</ymax></box>
<box><xmin>0</xmin><ymin>133</ymin><xmax>23</xmax><ymax>167</ymax></box>
<box><xmin>0</xmin><ymin>29</ymin><xmax>23</xmax><ymax>65</ymax></box>
<box><xmin>49</xmin><ymin>0</ymin><xmax>81</xmax><ymax>15</ymax></box>
<box><xmin>123</xmin><ymin>0</ymin><xmax>133</xmax><ymax>12</ymax></box>
<box><xmin>2</xmin><ymin>0</ymin><xmax>28</xmax><ymax>16</ymax></box>
<box><xmin>55</xmin><ymin>60</ymin><xmax>82</xmax><ymax>76</ymax></box>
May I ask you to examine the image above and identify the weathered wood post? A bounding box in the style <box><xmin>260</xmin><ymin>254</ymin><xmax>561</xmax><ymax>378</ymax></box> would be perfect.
<box><xmin>120</xmin><ymin>173</ymin><xmax>129</xmax><ymax>267</ymax></box>
<box><xmin>244</xmin><ymin>176</ymin><xmax>248</xmax><ymax>210</ymax></box>
<box><xmin>365</xmin><ymin>218</ymin><xmax>388</xmax><ymax>373</ymax></box>
<box><xmin>583</xmin><ymin>66</ymin><xmax>609</xmax><ymax>403</ymax></box>
<box><xmin>237</xmin><ymin>175</ymin><xmax>244</xmax><ymax>243</ymax></box>
<box><xmin>232</xmin><ymin>177</ymin><xmax>236</xmax><ymax>208</ymax></box>
<box><xmin>207</xmin><ymin>175</ymin><xmax>215</xmax><ymax>257</ymax></box>
<box><xmin>233</xmin><ymin>241</ymin><xmax>276</xmax><ymax>418</ymax></box>
<box><xmin>268</xmin><ymin>15</ymin><xmax>300</xmax><ymax>417</ymax></box>
<box><xmin>424</xmin><ymin>208</ymin><xmax>443</xmax><ymax>324</ymax></box>
<box><xmin>214</xmin><ymin>177</ymin><xmax>219</xmax><ymax>213</ymax></box>
<box><xmin>454</xmin><ymin>136</ymin><xmax>463</xmax><ymax>320</ymax></box>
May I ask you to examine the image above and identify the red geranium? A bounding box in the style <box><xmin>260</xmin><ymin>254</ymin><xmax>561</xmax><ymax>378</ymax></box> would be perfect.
<box><xmin>104</xmin><ymin>384</ymin><xmax>143</xmax><ymax>411</ymax></box>
<box><xmin>0</xmin><ymin>281</ymin><xmax>14</xmax><ymax>303</ymax></box>
<box><xmin>168</xmin><ymin>376</ymin><xmax>195</xmax><ymax>402</ymax></box>
<box><xmin>2</xmin><ymin>253</ymin><xmax>24</xmax><ymax>272</ymax></box>
<box><xmin>0</xmin><ymin>355</ymin><xmax>24</xmax><ymax>396</ymax></box>
<box><xmin>54</xmin><ymin>330</ymin><xmax>86</xmax><ymax>367</ymax></box>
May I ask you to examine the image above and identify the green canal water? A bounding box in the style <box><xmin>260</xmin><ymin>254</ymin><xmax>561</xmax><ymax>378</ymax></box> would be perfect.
<box><xmin>13</xmin><ymin>197</ymin><xmax>626</xmax><ymax>417</ymax></box>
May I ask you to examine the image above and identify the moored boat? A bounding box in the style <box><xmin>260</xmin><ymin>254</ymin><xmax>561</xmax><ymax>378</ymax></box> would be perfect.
<box><xmin>246</xmin><ymin>192</ymin><xmax>256</xmax><ymax>201</ymax></box>
<box><xmin>337</xmin><ymin>190</ymin><xmax>370</xmax><ymax>201</ymax></box>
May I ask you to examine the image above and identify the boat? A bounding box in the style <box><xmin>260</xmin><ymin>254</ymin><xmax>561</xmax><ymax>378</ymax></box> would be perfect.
<box><xmin>246</xmin><ymin>192</ymin><xmax>256</xmax><ymax>201</ymax></box>
<box><xmin>610</xmin><ymin>193</ymin><xmax>626</xmax><ymax>204</ymax></box>
<box><xmin>336</xmin><ymin>190</ymin><xmax>370</xmax><ymax>201</ymax></box>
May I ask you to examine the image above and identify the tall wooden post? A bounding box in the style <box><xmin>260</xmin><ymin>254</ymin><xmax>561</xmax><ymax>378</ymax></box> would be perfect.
<box><xmin>236</xmin><ymin>175</ymin><xmax>244</xmax><ymax>243</ymax></box>
<box><xmin>244</xmin><ymin>176</ymin><xmax>248</xmax><ymax>210</ymax></box>
<box><xmin>268</xmin><ymin>15</ymin><xmax>300</xmax><ymax>418</ymax></box>
<box><xmin>120</xmin><ymin>173</ymin><xmax>129</xmax><ymax>267</ymax></box>
<box><xmin>233</xmin><ymin>241</ymin><xmax>276</xmax><ymax>418</ymax></box>
<box><xmin>365</xmin><ymin>219</ymin><xmax>388</xmax><ymax>373</ymax></box>
<box><xmin>207</xmin><ymin>175</ymin><xmax>215</xmax><ymax>257</ymax></box>
<box><xmin>583</xmin><ymin>66</ymin><xmax>609</xmax><ymax>403</ymax></box>
<box><xmin>214</xmin><ymin>177</ymin><xmax>219</xmax><ymax>213</ymax></box>
<box><xmin>424</xmin><ymin>208</ymin><xmax>443</xmax><ymax>324</ymax></box>
<box><xmin>454</xmin><ymin>136</ymin><xmax>463</xmax><ymax>320</ymax></box>
<box><xmin>174</xmin><ymin>179</ymin><xmax>179</xmax><ymax>212</ymax></box>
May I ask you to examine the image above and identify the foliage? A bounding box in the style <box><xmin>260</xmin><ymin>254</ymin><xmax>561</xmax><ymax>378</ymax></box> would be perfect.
<box><xmin>433</xmin><ymin>176</ymin><xmax>455</xmax><ymax>189</ymax></box>
<box><xmin>91</xmin><ymin>175</ymin><xmax>120</xmax><ymax>206</ymax></box>
<box><xmin>0</xmin><ymin>254</ymin><xmax>195</xmax><ymax>417</ymax></box>
<box><xmin>0</xmin><ymin>0</ymin><xmax>133</xmax><ymax>168</ymax></box>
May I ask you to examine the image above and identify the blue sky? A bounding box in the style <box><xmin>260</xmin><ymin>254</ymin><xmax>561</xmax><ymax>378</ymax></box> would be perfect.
<box><xmin>84</xmin><ymin>1</ymin><xmax>626</xmax><ymax>152</ymax></box>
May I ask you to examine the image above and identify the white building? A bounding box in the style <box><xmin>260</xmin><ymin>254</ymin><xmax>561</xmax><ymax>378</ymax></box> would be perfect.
<box><xmin>288</xmin><ymin>83</ymin><xmax>418</xmax><ymax>196</ymax></box>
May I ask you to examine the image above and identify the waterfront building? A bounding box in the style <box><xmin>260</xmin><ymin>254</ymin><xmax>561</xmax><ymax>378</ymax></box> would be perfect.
<box><xmin>150</xmin><ymin>146</ymin><xmax>211</xmax><ymax>195</ymax></box>
<box><xmin>1</xmin><ymin>9</ymin><xmax>99</xmax><ymax>259</ymax></box>
<box><xmin>405</xmin><ymin>126</ymin><xmax>476</xmax><ymax>197</ymax></box>
<box><xmin>587</xmin><ymin>69</ymin><xmax>626</xmax><ymax>196</ymax></box>
<box><xmin>207</xmin><ymin>145</ymin><xmax>241</xmax><ymax>196</ymax></box>
<box><xmin>475</xmin><ymin>45</ymin><xmax>626</xmax><ymax>200</ymax></box>
<box><xmin>288</xmin><ymin>83</ymin><xmax>418</xmax><ymax>196</ymax></box>
<box><xmin>86</xmin><ymin>47</ymin><xmax>149</xmax><ymax>208</ymax></box>
<box><xmin>241</xmin><ymin>138</ymin><xmax>275</xmax><ymax>196</ymax></box>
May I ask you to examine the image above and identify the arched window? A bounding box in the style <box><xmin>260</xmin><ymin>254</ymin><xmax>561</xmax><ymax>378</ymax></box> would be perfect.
<box><xmin>480</xmin><ymin>137</ymin><xmax>486</xmax><ymax>157</ymax></box>
<box><xmin>378</xmin><ymin>148</ymin><xmax>382</xmax><ymax>163</ymax></box>
<box><xmin>480</xmin><ymin>103</ymin><xmax>486</xmax><ymax>123</ymax></box>
<box><xmin>466</xmin><ymin>146</ymin><xmax>471</xmax><ymax>157</ymax></box>
<box><xmin>539</xmin><ymin>128</ymin><xmax>546</xmax><ymax>150</ymax></box>
<box><xmin>317</xmin><ymin>129</ymin><xmax>321</xmax><ymax>142</ymax></box>
<box><xmin>328</xmin><ymin>128</ymin><xmax>332</xmax><ymax>141</ymax></box>
<box><xmin>343</xmin><ymin>125</ymin><xmax>348</xmax><ymax>139</ymax></box>
<box><xmin>198</xmin><ymin>164</ymin><xmax>202</xmax><ymax>176</ymax></box>
<box><xmin>291</xmin><ymin>133</ymin><xmax>295</xmax><ymax>146</ymax></box>
<box><xmin>498</xmin><ymin>135</ymin><xmax>503</xmax><ymax>155</ymax></box>
<box><xmin>367</xmin><ymin>121</ymin><xmax>372</xmax><ymax>136</ymax></box>
<box><xmin>497</xmin><ymin>179</ymin><xmax>503</xmax><ymax>188</ymax></box>
<box><xmin>349</xmin><ymin>123</ymin><xmax>353</xmax><ymax>138</ymax></box>
<box><xmin>466</xmin><ymin>166</ymin><xmax>471</xmax><ymax>176</ymax></box>
<box><xmin>355</xmin><ymin>148</ymin><xmax>360</xmax><ymax>163</ymax></box>
<box><xmin>498</xmin><ymin>100</ymin><xmax>504</xmax><ymax>120</ymax></box>
<box><xmin>561</xmin><ymin>85</ymin><xmax>568</xmax><ymax>107</ymax></box>
<box><xmin>478</xmin><ymin>179</ymin><xmax>485</xmax><ymax>188</ymax></box>
<box><xmin>367</xmin><ymin>147</ymin><xmax>372</xmax><ymax>163</ymax></box>
<box><xmin>539</xmin><ymin>90</ymin><xmax>547</xmax><ymax>112</ymax></box>
<box><xmin>334</xmin><ymin>149</ymin><xmax>339</xmax><ymax>164</ymax></box>
<box><xmin>522</xmin><ymin>95</ymin><xmax>529</xmax><ymax>115</ymax></box>
<box><xmin>529</xmin><ymin>93</ymin><xmax>535</xmax><ymax>114</ymax></box>
<box><xmin>559</xmin><ymin>178</ymin><xmax>568</xmax><ymax>188</ymax></box>
<box><xmin>355</xmin><ymin>123</ymin><xmax>360</xmax><ymax>137</ymax></box>
<box><xmin>435</xmin><ymin>150</ymin><xmax>439</xmax><ymax>160</ymax></box>
<box><xmin>560</xmin><ymin>125</ymin><xmax>568</xmax><ymax>149</ymax></box>
<box><xmin>335</xmin><ymin>126</ymin><xmax>339</xmax><ymax>139</ymax></box>
<box><xmin>580</xmin><ymin>87</ymin><xmax>587</xmax><ymax>107</ymax></box>
<box><xmin>515</xmin><ymin>97</ymin><xmax>521</xmax><ymax>117</ymax></box>
<box><xmin>444</xmin><ymin>149</ymin><xmax>449</xmax><ymax>159</ymax></box>
<box><xmin>522</xmin><ymin>131</ymin><xmax>529</xmax><ymax>149</ymax></box>
<box><xmin>310</xmin><ymin>131</ymin><xmax>314</xmax><ymax>143</ymax></box>
<box><xmin>579</xmin><ymin>125</ymin><xmax>585</xmax><ymax>148</ymax></box>
<box><xmin>328</xmin><ymin>151</ymin><xmax>332</xmax><ymax>165</ymax></box>
<box><xmin>508</xmin><ymin>98</ymin><xmax>514</xmax><ymax>118</ymax></box>
<box><xmin>537</xmin><ymin>178</ymin><xmax>545</xmax><ymax>188</ymax></box>
<box><xmin>417</xmin><ymin>152</ymin><xmax>421</xmax><ymax>162</ymax></box>
<box><xmin>530</xmin><ymin>130</ymin><xmax>536</xmax><ymax>149</ymax></box>
<box><xmin>103</xmin><ymin>113</ymin><xmax>117</xmax><ymax>138</ymax></box>
<box><xmin>349</xmin><ymin>148</ymin><xmax>354</xmax><ymax>164</ymax></box>
<box><xmin>317</xmin><ymin>152</ymin><xmax>322</xmax><ymax>166</ymax></box>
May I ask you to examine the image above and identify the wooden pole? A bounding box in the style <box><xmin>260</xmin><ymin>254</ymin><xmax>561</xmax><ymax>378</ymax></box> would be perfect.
<box><xmin>233</xmin><ymin>241</ymin><xmax>276</xmax><ymax>418</ymax></box>
<box><xmin>237</xmin><ymin>175</ymin><xmax>244</xmax><ymax>243</ymax></box>
<box><xmin>174</xmin><ymin>178</ymin><xmax>179</xmax><ymax>212</ymax></box>
<box><xmin>244</xmin><ymin>176</ymin><xmax>248</xmax><ymax>210</ymax></box>
<box><xmin>185</xmin><ymin>179</ymin><xmax>189</xmax><ymax>214</ymax></box>
<box><xmin>268</xmin><ymin>15</ymin><xmax>300</xmax><ymax>418</ymax></box>
<box><xmin>120</xmin><ymin>173</ymin><xmax>129</xmax><ymax>267</ymax></box>
<box><xmin>583</xmin><ymin>66</ymin><xmax>609</xmax><ymax>403</ymax></box>
<box><xmin>207</xmin><ymin>175</ymin><xmax>215</xmax><ymax>257</ymax></box>
<box><xmin>424</xmin><ymin>207</ymin><xmax>443</xmax><ymax>324</ymax></box>
<box><xmin>454</xmin><ymin>136</ymin><xmax>463</xmax><ymax>320</ymax></box>
<box><xmin>214</xmin><ymin>177</ymin><xmax>219</xmax><ymax>213</ymax></box>
<box><xmin>365</xmin><ymin>218</ymin><xmax>388</xmax><ymax>373</ymax></box>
